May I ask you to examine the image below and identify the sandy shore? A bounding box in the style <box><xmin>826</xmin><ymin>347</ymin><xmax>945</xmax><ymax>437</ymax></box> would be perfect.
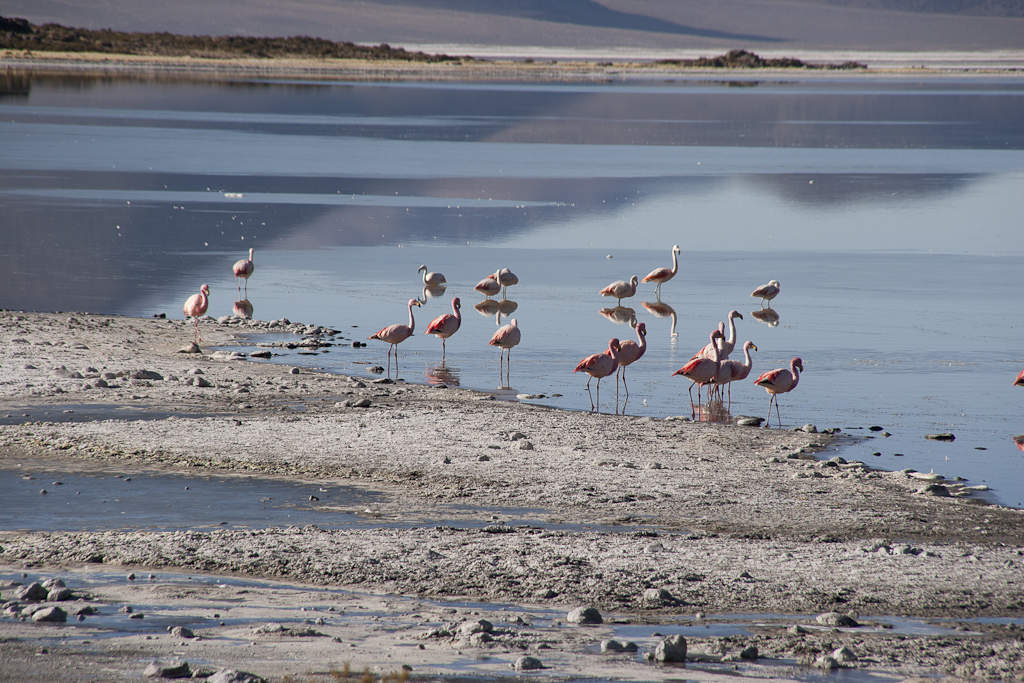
<box><xmin>1</xmin><ymin>311</ymin><xmax>1023</xmax><ymax>681</ymax></box>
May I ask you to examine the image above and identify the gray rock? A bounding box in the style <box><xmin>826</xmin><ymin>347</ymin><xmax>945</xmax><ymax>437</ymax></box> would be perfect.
<box><xmin>459</xmin><ymin>619</ymin><xmax>493</xmax><ymax>636</ymax></box>
<box><xmin>47</xmin><ymin>586</ymin><xmax>73</xmax><ymax>602</ymax></box>
<box><xmin>513</xmin><ymin>656</ymin><xmax>544</xmax><ymax>671</ymax></box>
<box><xmin>372</xmin><ymin>377</ymin><xmax>394</xmax><ymax>384</ymax></box>
<box><xmin>653</xmin><ymin>634</ymin><xmax>687</xmax><ymax>662</ymax></box>
<box><xmin>567</xmin><ymin>606</ymin><xmax>602</xmax><ymax>624</ymax></box>
<box><xmin>918</xmin><ymin>483</ymin><xmax>951</xmax><ymax>497</ymax></box>
<box><xmin>207</xmin><ymin>670</ymin><xmax>267</xmax><ymax>683</ymax></box>
<box><xmin>510</xmin><ymin>431</ymin><xmax>527</xmax><ymax>440</ymax></box>
<box><xmin>144</xmin><ymin>661</ymin><xmax>192</xmax><ymax>678</ymax></box>
<box><xmin>468</xmin><ymin>632</ymin><xmax>493</xmax><ymax>646</ymax></box>
<box><xmin>517</xmin><ymin>440</ymin><xmax>534</xmax><ymax>450</ymax></box>
<box><xmin>816</xmin><ymin>612</ymin><xmax>859</xmax><ymax>627</ymax></box>
<box><xmin>249</xmin><ymin>350</ymin><xmax>272</xmax><ymax>359</ymax></box>
<box><xmin>736</xmin><ymin>416</ymin><xmax>764</xmax><ymax>426</ymax></box>
<box><xmin>178</xmin><ymin>343</ymin><xmax>201</xmax><ymax>354</ymax></box>
<box><xmin>813</xmin><ymin>655</ymin><xmax>840</xmax><ymax>669</ymax></box>
<box><xmin>41</xmin><ymin>578</ymin><xmax>65</xmax><ymax>589</ymax></box>
<box><xmin>194</xmin><ymin>376</ymin><xmax>213</xmax><ymax>388</ymax></box>
<box><xmin>170</xmin><ymin>626</ymin><xmax>195</xmax><ymax>639</ymax></box>
<box><xmin>94</xmin><ymin>378</ymin><xmax>109</xmax><ymax>388</ymax></box>
<box><xmin>740</xmin><ymin>645</ymin><xmax>759</xmax><ymax>661</ymax></box>
<box><xmin>787</xmin><ymin>624</ymin><xmax>809</xmax><ymax>635</ymax></box>
<box><xmin>642</xmin><ymin>587</ymin><xmax>678</xmax><ymax>606</ymax></box>
<box><xmin>15</xmin><ymin>583</ymin><xmax>48</xmax><ymax>601</ymax></box>
<box><xmin>832</xmin><ymin>645</ymin><xmax>858</xmax><ymax>662</ymax></box>
<box><xmin>925</xmin><ymin>432</ymin><xmax>955</xmax><ymax>441</ymax></box>
<box><xmin>352</xmin><ymin>398</ymin><xmax>372</xmax><ymax>408</ymax></box>
<box><xmin>31</xmin><ymin>606</ymin><xmax>67</xmax><ymax>622</ymax></box>
<box><xmin>801</xmin><ymin>424</ymin><xmax>818</xmax><ymax>433</ymax></box>
<box><xmin>601</xmin><ymin>639</ymin><xmax>638</xmax><ymax>653</ymax></box>
<box><xmin>290</xmin><ymin>368</ymin><xmax>300</xmax><ymax>374</ymax></box>
<box><xmin>132</xmin><ymin>370</ymin><xmax>164</xmax><ymax>380</ymax></box>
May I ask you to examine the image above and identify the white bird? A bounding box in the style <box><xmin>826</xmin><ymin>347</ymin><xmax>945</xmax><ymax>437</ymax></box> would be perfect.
<box><xmin>600</xmin><ymin>275</ymin><xmax>639</xmax><ymax>306</ymax></box>
<box><xmin>641</xmin><ymin>245</ymin><xmax>680</xmax><ymax>298</ymax></box>
<box><xmin>418</xmin><ymin>265</ymin><xmax>446</xmax><ymax>287</ymax></box>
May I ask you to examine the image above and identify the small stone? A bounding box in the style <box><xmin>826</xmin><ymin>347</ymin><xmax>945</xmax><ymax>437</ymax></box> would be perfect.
<box><xmin>653</xmin><ymin>634</ymin><xmax>687</xmax><ymax>662</ymax></box>
<box><xmin>290</xmin><ymin>368</ymin><xmax>300</xmax><ymax>374</ymax></box>
<box><xmin>459</xmin><ymin>619</ymin><xmax>493</xmax><ymax>636</ymax></box>
<box><xmin>353</xmin><ymin>398</ymin><xmax>372</xmax><ymax>408</ymax></box>
<box><xmin>868</xmin><ymin>425</ymin><xmax>883</xmax><ymax>431</ymax></box>
<box><xmin>801</xmin><ymin>424</ymin><xmax>817</xmax><ymax>433</ymax></box>
<box><xmin>925</xmin><ymin>432</ymin><xmax>955</xmax><ymax>441</ymax></box>
<box><xmin>601</xmin><ymin>639</ymin><xmax>638</xmax><ymax>653</ymax></box>
<box><xmin>132</xmin><ymin>370</ymin><xmax>164</xmax><ymax>381</ymax></box>
<box><xmin>736</xmin><ymin>416</ymin><xmax>764</xmax><ymax>426</ymax></box>
<box><xmin>832</xmin><ymin>645</ymin><xmax>858</xmax><ymax>662</ymax></box>
<box><xmin>816</xmin><ymin>611</ymin><xmax>859</xmax><ymax>627</ymax></box>
<box><xmin>813</xmin><ymin>655</ymin><xmax>840</xmax><ymax>669</ymax></box>
<box><xmin>469</xmin><ymin>632</ymin><xmax>493</xmax><ymax>646</ymax></box>
<box><xmin>15</xmin><ymin>583</ymin><xmax>48</xmax><ymax>601</ymax></box>
<box><xmin>642</xmin><ymin>587</ymin><xmax>678</xmax><ymax>606</ymax></box>
<box><xmin>144</xmin><ymin>661</ymin><xmax>192</xmax><ymax>678</ymax></box>
<box><xmin>47</xmin><ymin>587</ymin><xmax>73</xmax><ymax>602</ymax></box>
<box><xmin>195</xmin><ymin>377</ymin><xmax>213</xmax><ymax>388</ymax></box>
<box><xmin>567</xmin><ymin>606</ymin><xmax>602</xmax><ymax>624</ymax></box>
<box><xmin>788</xmin><ymin>624</ymin><xmax>808</xmax><ymax>635</ymax></box>
<box><xmin>207</xmin><ymin>669</ymin><xmax>268</xmax><ymax>683</ymax></box>
<box><xmin>31</xmin><ymin>606</ymin><xmax>67</xmax><ymax>623</ymax></box>
<box><xmin>514</xmin><ymin>656</ymin><xmax>544</xmax><ymax>671</ymax></box>
<box><xmin>739</xmin><ymin>645</ymin><xmax>759</xmax><ymax>661</ymax></box>
<box><xmin>918</xmin><ymin>483</ymin><xmax>950</xmax><ymax>497</ymax></box>
<box><xmin>178</xmin><ymin>343</ymin><xmax>202</xmax><ymax>354</ymax></box>
<box><xmin>517</xmin><ymin>440</ymin><xmax>534</xmax><ymax>450</ymax></box>
<box><xmin>170</xmin><ymin>626</ymin><xmax>196</xmax><ymax>639</ymax></box>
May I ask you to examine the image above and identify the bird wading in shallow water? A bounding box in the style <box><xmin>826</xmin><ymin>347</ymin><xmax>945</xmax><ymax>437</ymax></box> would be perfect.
<box><xmin>574</xmin><ymin>338</ymin><xmax>621</xmax><ymax>412</ymax></box>
<box><xmin>755</xmin><ymin>357</ymin><xmax>803</xmax><ymax>428</ymax></box>
<box><xmin>495</xmin><ymin>268</ymin><xmax>518</xmax><ymax>298</ymax></box>
<box><xmin>424</xmin><ymin>297</ymin><xmax>462</xmax><ymax>361</ymax></box>
<box><xmin>183</xmin><ymin>284</ymin><xmax>210</xmax><ymax>345</ymax></box>
<box><xmin>600</xmin><ymin>275</ymin><xmax>639</xmax><ymax>306</ymax></box>
<box><xmin>717</xmin><ymin>341</ymin><xmax>757</xmax><ymax>409</ymax></box>
<box><xmin>233</xmin><ymin>248</ymin><xmax>254</xmax><ymax>295</ymax></box>
<box><xmin>475</xmin><ymin>274</ymin><xmax>501</xmax><ymax>298</ymax></box>
<box><xmin>616</xmin><ymin>322</ymin><xmax>647</xmax><ymax>399</ymax></box>
<box><xmin>418</xmin><ymin>265</ymin><xmax>446</xmax><ymax>287</ymax></box>
<box><xmin>642</xmin><ymin>245</ymin><xmax>680</xmax><ymax>298</ymax></box>
<box><xmin>369</xmin><ymin>298</ymin><xmax>422</xmax><ymax>375</ymax></box>
<box><xmin>489</xmin><ymin>318</ymin><xmax>521</xmax><ymax>386</ymax></box>
<box><xmin>752</xmin><ymin>280</ymin><xmax>780</xmax><ymax>307</ymax></box>
<box><xmin>673</xmin><ymin>329</ymin><xmax>724</xmax><ymax>417</ymax></box>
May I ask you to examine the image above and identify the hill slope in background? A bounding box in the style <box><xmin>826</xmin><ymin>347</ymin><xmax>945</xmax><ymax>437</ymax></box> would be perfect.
<box><xmin>3</xmin><ymin>0</ymin><xmax>1024</xmax><ymax>52</ymax></box>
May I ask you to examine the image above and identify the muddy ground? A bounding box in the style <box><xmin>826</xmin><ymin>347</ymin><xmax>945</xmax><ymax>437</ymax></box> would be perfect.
<box><xmin>1</xmin><ymin>312</ymin><xmax>1023</xmax><ymax>681</ymax></box>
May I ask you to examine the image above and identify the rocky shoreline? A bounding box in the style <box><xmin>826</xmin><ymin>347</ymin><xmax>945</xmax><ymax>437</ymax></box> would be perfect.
<box><xmin>2</xmin><ymin>310</ymin><xmax>1023</xmax><ymax>681</ymax></box>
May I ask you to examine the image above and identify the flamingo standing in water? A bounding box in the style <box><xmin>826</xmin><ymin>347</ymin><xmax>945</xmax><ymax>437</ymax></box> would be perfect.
<box><xmin>673</xmin><ymin>329</ymin><xmax>724</xmax><ymax>416</ymax></box>
<box><xmin>368</xmin><ymin>299</ymin><xmax>422</xmax><ymax>374</ymax></box>
<box><xmin>475</xmin><ymin>274</ymin><xmax>501</xmax><ymax>298</ymax></box>
<box><xmin>600</xmin><ymin>275</ymin><xmax>639</xmax><ymax>306</ymax></box>
<box><xmin>496</xmin><ymin>268</ymin><xmax>518</xmax><ymax>298</ymax></box>
<box><xmin>752</xmin><ymin>280</ymin><xmax>780</xmax><ymax>307</ymax></box>
<box><xmin>716</xmin><ymin>341</ymin><xmax>757</xmax><ymax>409</ymax></box>
<box><xmin>233</xmin><ymin>248</ymin><xmax>254</xmax><ymax>295</ymax></box>
<box><xmin>183</xmin><ymin>284</ymin><xmax>210</xmax><ymax>344</ymax></box>
<box><xmin>642</xmin><ymin>245</ymin><xmax>680</xmax><ymax>298</ymax></box>
<box><xmin>755</xmin><ymin>357</ymin><xmax>803</xmax><ymax>428</ymax></box>
<box><xmin>418</xmin><ymin>265</ymin><xmax>446</xmax><ymax>287</ymax></box>
<box><xmin>574</xmin><ymin>338</ymin><xmax>621</xmax><ymax>411</ymax></box>
<box><xmin>1014</xmin><ymin>369</ymin><xmax>1024</xmax><ymax>387</ymax></box>
<box><xmin>616</xmin><ymin>322</ymin><xmax>647</xmax><ymax>399</ymax></box>
<box><xmin>489</xmin><ymin>318</ymin><xmax>521</xmax><ymax>385</ymax></box>
<box><xmin>424</xmin><ymin>297</ymin><xmax>461</xmax><ymax>361</ymax></box>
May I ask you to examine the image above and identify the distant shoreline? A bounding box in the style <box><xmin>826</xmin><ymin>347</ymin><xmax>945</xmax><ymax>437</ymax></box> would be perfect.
<box><xmin>3</xmin><ymin>49</ymin><xmax>1024</xmax><ymax>83</ymax></box>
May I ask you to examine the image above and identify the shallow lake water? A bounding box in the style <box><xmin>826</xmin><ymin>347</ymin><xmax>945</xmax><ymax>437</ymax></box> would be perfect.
<box><xmin>1</xmin><ymin>71</ymin><xmax>1023</xmax><ymax>508</ymax></box>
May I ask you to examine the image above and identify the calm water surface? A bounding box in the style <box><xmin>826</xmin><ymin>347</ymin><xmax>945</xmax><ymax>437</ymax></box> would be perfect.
<box><xmin>1</xmin><ymin>72</ymin><xmax>1023</xmax><ymax>507</ymax></box>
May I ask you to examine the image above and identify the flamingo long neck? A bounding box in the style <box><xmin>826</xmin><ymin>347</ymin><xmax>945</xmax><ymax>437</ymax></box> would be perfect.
<box><xmin>637</xmin><ymin>329</ymin><xmax>647</xmax><ymax>354</ymax></box>
<box><xmin>407</xmin><ymin>301</ymin><xmax>417</xmax><ymax>332</ymax></box>
<box><xmin>709</xmin><ymin>334</ymin><xmax>721</xmax><ymax>365</ymax></box>
<box><xmin>670</xmin><ymin>248</ymin><xmax>679</xmax><ymax>275</ymax></box>
<box><xmin>199</xmin><ymin>291</ymin><xmax>208</xmax><ymax>309</ymax></box>
<box><xmin>452</xmin><ymin>300</ymin><xmax>462</xmax><ymax>323</ymax></box>
<box><xmin>790</xmin><ymin>361</ymin><xmax>801</xmax><ymax>388</ymax></box>
<box><xmin>742</xmin><ymin>344</ymin><xmax>753</xmax><ymax>371</ymax></box>
<box><xmin>607</xmin><ymin>344</ymin><xmax>619</xmax><ymax>365</ymax></box>
<box><xmin>420</xmin><ymin>267</ymin><xmax>428</xmax><ymax>285</ymax></box>
<box><xmin>727</xmin><ymin>315</ymin><xmax>738</xmax><ymax>347</ymax></box>
<box><xmin>248</xmin><ymin>248</ymin><xmax>254</xmax><ymax>262</ymax></box>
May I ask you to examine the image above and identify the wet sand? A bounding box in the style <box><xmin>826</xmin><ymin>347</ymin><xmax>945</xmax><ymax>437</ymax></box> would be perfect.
<box><xmin>1</xmin><ymin>311</ymin><xmax>1023</xmax><ymax>681</ymax></box>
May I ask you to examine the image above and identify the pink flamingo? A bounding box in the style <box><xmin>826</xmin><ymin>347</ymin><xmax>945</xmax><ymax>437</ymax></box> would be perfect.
<box><xmin>754</xmin><ymin>357</ymin><xmax>803</xmax><ymax>428</ymax></box>
<box><xmin>600</xmin><ymin>275</ymin><xmax>638</xmax><ymax>306</ymax></box>
<box><xmin>752</xmin><ymin>280</ymin><xmax>780</xmax><ymax>307</ymax></box>
<box><xmin>1014</xmin><ymin>369</ymin><xmax>1024</xmax><ymax>387</ymax></box>
<box><xmin>475</xmin><ymin>274</ymin><xmax>501</xmax><ymax>298</ymax></box>
<box><xmin>574</xmin><ymin>338</ymin><xmax>621</xmax><ymax>412</ymax></box>
<box><xmin>368</xmin><ymin>298</ymin><xmax>422</xmax><ymax>374</ymax></box>
<box><xmin>693</xmin><ymin>322</ymin><xmax>726</xmax><ymax>360</ymax></box>
<box><xmin>616</xmin><ymin>322</ymin><xmax>647</xmax><ymax>398</ymax></box>
<box><xmin>183</xmin><ymin>284</ymin><xmax>210</xmax><ymax>344</ymax></box>
<box><xmin>489</xmin><ymin>318</ymin><xmax>521</xmax><ymax>386</ymax></box>
<box><xmin>716</xmin><ymin>341</ymin><xmax>757</xmax><ymax>409</ymax></box>
<box><xmin>418</xmin><ymin>264</ymin><xmax>446</xmax><ymax>287</ymax></box>
<box><xmin>496</xmin><ymin>268</ymin><xmax>518</xmax><ymax>298</ymax></box>
<box><xmin>673</xmin><ymin>329</ymin><xmax>724</xmax><ymax>417</ymax></box>
<box><xmin>642</xmin><ymin>245</ymin><xmax>680</xmax><ymax>298</ymax></box>
<box><xmin>233</xmin><ymin>248</ymin><xmax>254</xmax><ymax>295</ymax></box>
<box><xmin>424</xmin><ymin>297</ymin><xmax>462</xmax><ymax>360</ymax></box>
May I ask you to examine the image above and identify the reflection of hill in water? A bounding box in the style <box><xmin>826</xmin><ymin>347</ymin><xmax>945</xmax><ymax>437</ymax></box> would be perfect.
<box><xmin>0</xmin><ymin>167</ymin><xmax>993</xmax><ymax>313</ymax></box>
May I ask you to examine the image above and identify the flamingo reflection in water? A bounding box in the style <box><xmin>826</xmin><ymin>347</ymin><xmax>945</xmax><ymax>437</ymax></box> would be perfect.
<box><xmin>489</xmin><ymin>318</ymin><xmax>520</xmax><ymax>387</ymax></box>
<box><xmin>751</xmin><ymin>307</ymin><xmax>780</xmax><ymax>327</ymax></box>
<box><xmin>642</xmin><ymin>301</ymin><xmax>678</xmax><ymax>338</ymax></box>
<box><xmin>574</xmin><ymin>338</ymin><xmax>620</xmax><ymax>412</ymax></box>
<box><xmin>599</xmin><ymin>306</ymin><xmax>636</xmax><ymax>326</ymax></box>
<box><xmin>1014</xmin><ymin>435</ymin><xmax>1024</xmax><ymax>452</ymax></box>
<box><xmin>475</xmin><ymin>299</ymin><xmax>517</xmax><ymax>326</ymax></box>
<box><xmin>233</xmin><ymin>299</ymin><xmax>253</xmax><ymax>319</ymax></box>
<box><xmin>425</xmin><ymin>363</ymin><xmax>461</xmax><ymax>387</ymax></box>
<box><xmin>368</xmin><ymin>298</ymin><xmax>422</xmax><ymax>376</ymax></box>
<box><xmin>417</xmin><ymin>284</ymin><xmax>447</xmax><ymax>304</ymax></box>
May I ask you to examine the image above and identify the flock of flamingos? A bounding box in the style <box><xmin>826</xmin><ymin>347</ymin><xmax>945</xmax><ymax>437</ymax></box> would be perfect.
<box><xmin>182</xmin><ymin>246</ymin><xmax>810</xmax><ymax>426</ymax></box>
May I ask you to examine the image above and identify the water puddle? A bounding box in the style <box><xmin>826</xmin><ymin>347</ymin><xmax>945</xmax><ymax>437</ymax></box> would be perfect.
<box><xmin>0</xmin><ymin>458</ymin><xmax>656</xmax><ymax>533</ymax></box>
